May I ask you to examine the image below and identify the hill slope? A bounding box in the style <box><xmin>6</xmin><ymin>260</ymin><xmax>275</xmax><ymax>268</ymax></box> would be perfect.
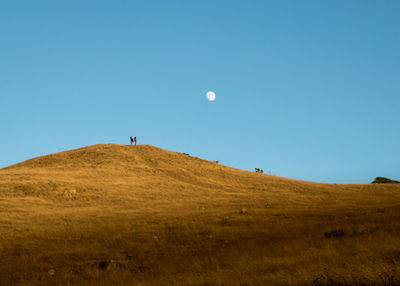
<box><xmin>0</xmin><ymin>144</ymin><xmax>400</xmax><ymax>285</ymax></box>
<box><xmin>0</xmin><ymin>143</ymin><xmax>318</xmax><ymax>208</ymax></box>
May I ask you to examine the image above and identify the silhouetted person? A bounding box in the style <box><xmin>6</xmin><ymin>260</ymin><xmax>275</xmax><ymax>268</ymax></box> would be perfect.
<box><xmin>130</xmin><ymin>136</ymin><xmax>134</xmax><ymax>145</ymax></box>
<box><xmin>134</xmin><ymin>136</ymin><xmax>137</xmax><ymax>146</ymax></box>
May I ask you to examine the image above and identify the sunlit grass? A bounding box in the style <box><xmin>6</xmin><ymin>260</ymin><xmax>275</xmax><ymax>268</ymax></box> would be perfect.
<box><xmin>0</xmin><ymin>144</ymin><xmax>399</xmax><ymax>285</ymax></box>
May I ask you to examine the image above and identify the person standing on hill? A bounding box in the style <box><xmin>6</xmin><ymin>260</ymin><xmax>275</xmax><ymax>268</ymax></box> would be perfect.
<box><xmin>134</xmin><ymin>136</ymin><xmax>137</xmax><ymax>146</ymax></box>
<box><xmin>130</xmin><ymin>136</ymin><xmax>134</xmax><ymax>145</ymax></box>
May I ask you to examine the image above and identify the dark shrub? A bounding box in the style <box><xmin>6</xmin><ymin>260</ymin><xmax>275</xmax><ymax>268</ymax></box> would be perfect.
<box><xmin>324</xmin><ymin>229</ymin><xmax>344</xmax><ymax>238</ymax></box>
<box><xmin>372</xmin><ymin>177</ymin><xmax>400</xmax><ymax>184</ymax></box>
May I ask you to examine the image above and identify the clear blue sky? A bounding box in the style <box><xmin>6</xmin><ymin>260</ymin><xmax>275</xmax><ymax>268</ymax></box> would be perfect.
<box><xmin>1</xmin><ymin>1</ymin><xmax>399</xmax><ymax>183</ymax></box>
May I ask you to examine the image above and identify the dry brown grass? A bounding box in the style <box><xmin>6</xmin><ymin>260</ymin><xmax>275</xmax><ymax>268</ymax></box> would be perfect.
<box><xmin>0</xmin><ymin>144</ymin><xmax>399</xmax><ymax>285</ymax></box>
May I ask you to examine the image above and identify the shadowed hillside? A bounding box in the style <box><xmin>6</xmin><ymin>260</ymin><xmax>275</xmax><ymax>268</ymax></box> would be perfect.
<box><xmin>1</xmin><ymin>144</ymin><xmax>400</xmax><ymax>285</ymax></box>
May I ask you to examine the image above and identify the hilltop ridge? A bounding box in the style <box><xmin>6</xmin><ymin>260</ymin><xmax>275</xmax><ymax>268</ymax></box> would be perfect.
<box><xmin>0</xmin><ymin>144</ymin><xmax>267</xmax><ymax>202</ymax></box>
<box><xmin>0</xmin><ymin>143</ymin><xmax>305</xmax><ymax>200</ymax></box>
<box><xmin>1</xmin><ymin>144</ymin><xmax>398</xmax><ymax>201</ymax></box>
<box><xmin>4</xmin><ymin>143</ymin><xmax>240</xmax><ymax>174</ymax></box>
<box><xmin>4</xmin><ymin>144</ymin><xmax>180</xmax><ymax>169</ymax></box>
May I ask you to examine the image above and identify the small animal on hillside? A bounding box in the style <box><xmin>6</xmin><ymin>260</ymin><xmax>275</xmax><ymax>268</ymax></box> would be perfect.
<box><xmin>130</xmin><ymin>136</ymin><xmax>134</xmax><ymax>145</ymax></box>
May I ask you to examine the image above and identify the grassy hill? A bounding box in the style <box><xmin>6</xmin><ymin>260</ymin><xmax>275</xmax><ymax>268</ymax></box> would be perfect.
<box><xmin>0</xmin><ymin>144</ymin><xmax>399</xmax><ymax>285</ymax></box>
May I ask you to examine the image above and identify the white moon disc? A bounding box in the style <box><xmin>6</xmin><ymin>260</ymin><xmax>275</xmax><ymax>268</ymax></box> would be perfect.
<box><xmin>206</xmin><ymin>91</ymin><xmax>216</xmax><ymax>101</ymax></box>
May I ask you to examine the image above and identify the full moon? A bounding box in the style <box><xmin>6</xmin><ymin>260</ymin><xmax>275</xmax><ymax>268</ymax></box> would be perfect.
<box><xmin>206</xmin><ymin>91</ymin><xmax>216</xmax><ymax>101</ymax></box>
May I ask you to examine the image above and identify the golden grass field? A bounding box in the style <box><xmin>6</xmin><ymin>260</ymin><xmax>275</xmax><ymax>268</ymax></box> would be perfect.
<box><xmin>0</xmin><ymin>144</ymin><xmax>399</xmax><ymax>285</ymax></box>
